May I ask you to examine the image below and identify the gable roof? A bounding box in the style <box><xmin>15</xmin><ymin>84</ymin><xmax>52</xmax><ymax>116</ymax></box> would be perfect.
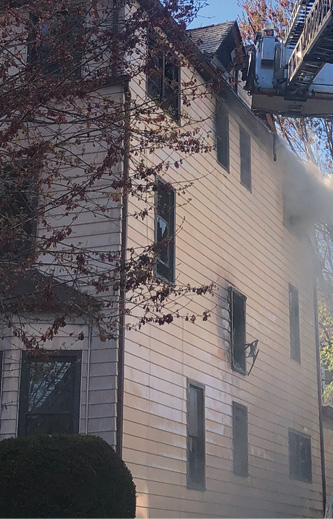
<box><xmin>186</xmin><ymin>21</ymin><xmax>237</xmax><ymax>56</ymax></box>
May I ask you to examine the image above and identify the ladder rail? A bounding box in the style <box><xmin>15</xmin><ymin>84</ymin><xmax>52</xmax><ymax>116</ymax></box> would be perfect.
<box><xmin>284</xmin><ymin>0</ymin><xmax>315</xmax><ymax>47</ymax></box>
<box><xmin>288</xmin><ymin>0</ymin><xmax>333</xmax><ymax>86</ymax></box>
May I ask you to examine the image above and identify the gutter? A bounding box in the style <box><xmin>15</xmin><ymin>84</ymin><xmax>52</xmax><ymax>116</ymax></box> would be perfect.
<box><xmin>116</xmin><ymin>79</ymin><xmax>131</xmax><ymax>458</ymax></box>
<box><xmin>314</xmin><ymin>286</ymin><xmax>327</xmax><ymax>514</ymax></box>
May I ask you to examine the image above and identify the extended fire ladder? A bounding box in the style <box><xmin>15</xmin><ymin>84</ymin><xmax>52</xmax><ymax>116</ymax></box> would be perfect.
<box><xmin>286</xmin><ymin>0</ymin><xmax>333</xmax><ymax>99</ymax></box>
<box><xmin>246</xmin><ymin>0</ymin><xmax>333</xmax><ymax>116</ymax></box>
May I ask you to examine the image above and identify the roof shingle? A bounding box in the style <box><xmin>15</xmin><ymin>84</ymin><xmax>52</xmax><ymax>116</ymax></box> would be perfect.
<box><xmin>186</xmin><ymin>21</ymin><xmax>236</xmax><ymax>55</ymax></box>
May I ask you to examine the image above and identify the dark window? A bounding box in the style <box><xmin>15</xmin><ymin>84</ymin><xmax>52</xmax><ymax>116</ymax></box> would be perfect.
<box><xmin>240</xmin><ymin>127</ymin><xmax>251</xmax><ymax>191</ymax></box>
<box><xmin>216</xmin><ymin>104</ymin><xmax>229</xmax><ymax>171</ymax></box>
<box><xmin>233</xmin><ymin>402</ymin><xmax>248</xmax><ymax>477</ymax></box>
<box><xmin>18</xmin><ymin>351</ymin><xmax>81</xmax><ymax>435</ymax></box>
<box><xmin>0</xmin><ymin>165</ymin><xmax>37</xmax><ymax>259</ymax></box>
<box><xmin>155</xmin><ymin>179</ymin><xmax>175</xmax><ymax>282</ymax></box>
<box><xmin>289</xmin><ymin>284</ymin><xmax>301</xmax><ymax>363</ymax></box>
<box><xmin>28</xmin><ymin>12</ymin><xmax>82</xmax><ymax>78</ymax></box>
<box><xmin>289</xmin><ymin>429</ymin><xmax>312</xmax><ymax>483</ymax></box>
<box><xmin>187</xmin><ymin>380</ymin><xmax>205</xmax><ymax>489</ymax></box>
<box><xmin>147</xmin><ymin>36</ymin><xmax>180</xmax><ymax>121</ymax></box>
<box><xmin>230</xmin><ymin>287</ymin><xmax>247</xmax><ymax>374</ymax></box>
<box><xmin>0</xmin><ymin>351</ymin><xmax>3</xmax><ymax>394</ymax></box>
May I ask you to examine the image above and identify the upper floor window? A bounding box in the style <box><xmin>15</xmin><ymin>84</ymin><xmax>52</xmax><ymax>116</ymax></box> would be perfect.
<box><xmin>187</xmin><ymin>380</ymin><xmax>205</xmax><ymax>490</ymax></box>
<box><xmin>230</xmin><ymin>287</ymin><xmax>247</xmax><ymax>374</ymax></box>
<box><xmin>0</xmin><ymin>165</ymin><xmax>37</xmax><ymax>259</ymax></box>
<box><xmin>216</xmin><ymin>103</ymin><xmax>229</xmax><ymax>171</ymax></box>
<box><xmin>147</xmin><ymin>35</ymin><xmax>180</xmax><ymax>121</ymax></box>
<box><xmin>155</xmin><ymin>179</ymin><xmax>175</xmax><ymax>282</ymax></box>
<box><xmin>18</xmin><ymin>351</ymin><xmax>81</xmax><ymax>435</ymax></box>
<box><xmin>289</xmin><ymin>429</ymin><xmax>312</xmax><ymax>483</ymax></box>
<box><xmin>289</xmin><ymin>284</ymin><xmax>301</xmax><ymax>363</ymax></box>
<box><xmin>239</xmin><ymin>126</ymin><xmax>251</xmax><ymax>192</ymax></box>
<box><xmin>28</xmin><ymin>12</ymin><xmax>82</xmax><ymax>78</ymax></box>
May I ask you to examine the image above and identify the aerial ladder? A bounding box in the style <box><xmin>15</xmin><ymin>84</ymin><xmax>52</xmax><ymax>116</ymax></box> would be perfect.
<box><xmin>244</xmin><ymin>0</ymin><xmax>333</xmax><ymax>116</ymax></box>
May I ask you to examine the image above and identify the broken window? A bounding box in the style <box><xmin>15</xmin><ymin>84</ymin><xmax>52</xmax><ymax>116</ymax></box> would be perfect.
<box><xmin>233</xmin><ymin>401</ymin><xmax>248</xmax><ymax>476</ymax></box>
<box><xmin>155</xmin><ymin>179</ymin><xmax>175</xmax><ymax>282</ymax></box>
<box><xmin>289</xmin><ymin>429</ymin><xmax>312</xmax><ymax>483</ymax></box>
<box><xmin>187</xmin><ymin>380</ymin><xmax>205</xmax><ymax>489</ymax></box>
<box><xmin>240</xmin><ymin>126</ymin><xmax>251</xmax><ymax>192</ymax></box>
<box><xmin>18</xmin><ymin>351</ymin><xmax>81</xmax><ymax>435</ymax></box>
<box><xmin>230</xmin><ymin>287</ymin><xmax>247</xmax><ymax>374</ymax></box>
<box><xmin>147</xmin><ymin>34</ymin><xmax>180</xmax><ymax>121</ymax></box>
<box><xmin>289</xmin><ymin>284</ymin><xmax>301</xmax><ymax>363</ymax></box>
<box><xmin>216</xmin><ymin>103</ymin><xmax>230</xmax><ymax>171</ymax></box>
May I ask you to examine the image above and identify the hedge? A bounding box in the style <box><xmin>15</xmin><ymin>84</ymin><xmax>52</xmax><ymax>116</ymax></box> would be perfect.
<box><xmin>0</xmin><ymin>434</ymin><xmax>136</xmax><ymax>518</ymax></box>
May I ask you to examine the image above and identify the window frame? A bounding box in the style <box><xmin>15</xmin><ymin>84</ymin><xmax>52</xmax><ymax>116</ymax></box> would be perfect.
<box><xmin>187</xmin><ymin>379</ymin><xmax>206</xmax><ymax>490</ymax></box>
<box><xmin>18</xmin><ymin>350</ymin><xmax>82</xmax><ymax>436</ymax></box>
<box><xmin>154</xmin><ymin>178</ymin><xmax>176</xmax><ymax>283</ymax></box>
<box><xmin>289</xmin><ymin>283</ymin><xmax>301</xmax><ymax>363</ymax></box>
<box><xmin>233</xmin><ymin>401</ymin><xmax>248</xmax><ymax>477</ymax></box>
<box><xmin>146</xmin><ymin>34</ymin><xmax>181</xmax><ymax>122</ymax></box>
<box><xmin>288</xmin><ymin>428</ymin><xmax>312</xmax><ymax>483</ymax></box>
<box><xmin>239</xmin><ymin>126</ymin><xmax>252</xmax><ymax>192</ymax></box>
<box><xmin>230</xmin><ymin>286</ymin><xmax>247</xmax><ymax>375</ymax></box>
<box><xmin>216</xmin><ymin>103</ymin><xmax>230</xmax><ymax>172</ymax></box>
<box><xmin>28</xmin><ymin>12</ymin><xmax>83</xmax><ymax>79</ymax></box>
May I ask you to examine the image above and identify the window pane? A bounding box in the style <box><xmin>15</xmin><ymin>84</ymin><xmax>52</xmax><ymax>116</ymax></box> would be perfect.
<box><xmin>28</xmin><ymin>360</ymin><xmax>73</xmax><ymax>413</ymax></box>
<box><xmin>240</xmin><ymin>127</ymin><xmax>251</xmax><ymax>191</ymax></box>
<box><xmin>187</xmin><ymin>382</ymin><xmax>205</xmax><ymax>489</ymax></box>
<box><xmin>289</xmin><ymin>429</ymin><xmax>312</xmax><ymax>483</ymax></box>
<box><xmin>233</xmin><ymin>402</ymin><xmax>248</xmax><ymax>476</ymax></box>
<box><xmin>155</xmin><ymin>180</ymin><xmax>175</xmax><ymax>282</ymax></box>
<box><xmin>19</xmin><ymin>353</ymin><xmax>81</xmax><ymax>436</ymax></box>
<box><xmin>289</xmin><ymin>284</ymin><xmax>301</xmax><ymax>362</ymax></box>
<box><xmin>231</xmin><ymin>289</ymin><xmax>246</xmax><ymax>373</ymax></box>
<box><xmin>216</xmin><ymin>108</ymin><xmax>229</xmax><ymax>170</ymax></box>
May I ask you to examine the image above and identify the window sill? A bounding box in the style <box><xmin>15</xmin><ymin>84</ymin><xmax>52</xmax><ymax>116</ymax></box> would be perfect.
<box><xmin>187</xmin><ymin>482</ymin><xmax>206</xmax><ymax>491</ymax></box>
<box><xmin>217</xmin><ymin>160</ymin><xmax>230</xmax><ymax>173</ymax></box>
<box><xmin>232</xmin><ymin>362</ymin><xmax>247</xmax><ymax>376</ymax></box>
<box><xmin>240</xmin><ymin>180</ymin><xmax>252</xmax><ymax>193</ymax></box>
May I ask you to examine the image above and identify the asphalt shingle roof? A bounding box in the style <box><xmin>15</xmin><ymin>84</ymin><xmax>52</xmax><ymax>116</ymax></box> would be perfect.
<box><xmin>186</xmin><ymin>21</ymin><xmax>236</xmax><ymax>55</ymax></box>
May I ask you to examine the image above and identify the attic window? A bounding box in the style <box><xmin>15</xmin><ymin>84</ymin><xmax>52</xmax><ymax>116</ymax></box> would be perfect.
<box><xmin>147</xmin><ymin>35</ymin><xmax>180</xmax><ymax>121</ymax></box>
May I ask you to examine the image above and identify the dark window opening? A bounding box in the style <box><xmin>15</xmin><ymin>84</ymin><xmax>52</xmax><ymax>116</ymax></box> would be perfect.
<box><xmin>0</xmin><ymin>165</ymin><xmax>37</xmax><ymax>260</ymax></box>
<box><xmin>28</xmin><ymin>12</ymin><xmax>82</xmax><ymax>78</ymax></box>
<box><xmin>233</xmin><ymin>401</ymin><xmax>248</xmax><ymax>477</ymax></box>
<box><xmin>230</xmin><ymin>287</ymin><xmax>247</xmax><ymax>374</ymax></box>
<box><xmin>289</xmin><ymin>284</ymin><xmax>301</xmax><ymax>363</ymax></box>
<box><xmin>216</xmin><ymin>104</ymin><xmax>229</xmax><ymax>171</ymax></box>
<box><xmin>187</xmin><ymin>380</ymin><xmax>205</xmax><ymax>490</ymax></box>
<box><xmin>289</xmin><ymin>429</ymin><xmax>312</xmax><ymax>483</ymax></box>
<box><xmin>18</xmin><ymin>351</ymin><xmax>81</xmax><ymax>435</ymax></box>
<box><xmin>147</xmin><ymin>36</ymin><xmax>180</xmax><ymax>121</ymax></box>
<box><xmin>240</xmin><ymin>127</ymin><xmax>251</xmax><ymax>192</ymax></box>
<box><xmin>155</xmin><ymin>179</ymin><xmax>175</xmax><ymax>282</ymax></box>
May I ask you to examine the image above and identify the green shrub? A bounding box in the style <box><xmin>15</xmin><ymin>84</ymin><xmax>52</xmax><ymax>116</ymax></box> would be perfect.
<box><xmin>0</xmin><ymin>434</ymin><xmax>136</xmax><ymax>518</ymax></box>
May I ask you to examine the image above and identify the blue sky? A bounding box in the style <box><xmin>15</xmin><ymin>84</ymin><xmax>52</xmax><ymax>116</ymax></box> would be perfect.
<box><xmin>188</xmin><ymin>0</ymin><xmax>243</xmax><ymax>29</ymax></box>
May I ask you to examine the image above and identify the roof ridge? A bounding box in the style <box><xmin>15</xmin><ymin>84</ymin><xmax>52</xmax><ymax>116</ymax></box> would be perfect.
<box><xmin>187</xmin><ymin>21</ymin><xmax>235</xmax><ymax>32</ymax></box>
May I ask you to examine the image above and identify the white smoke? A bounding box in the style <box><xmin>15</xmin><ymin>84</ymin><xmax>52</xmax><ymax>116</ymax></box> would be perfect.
<box><xmin>277</xmin><ymin>139</ymin><xmax>333</xmax><ymax>231</ymax></box>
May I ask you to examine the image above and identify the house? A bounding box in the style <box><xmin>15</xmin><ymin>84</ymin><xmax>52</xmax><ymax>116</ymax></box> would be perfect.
<box><xmin>0</xmin><ymin>0</ymin><xmax>325</xmax><ymax>517</ymax></box>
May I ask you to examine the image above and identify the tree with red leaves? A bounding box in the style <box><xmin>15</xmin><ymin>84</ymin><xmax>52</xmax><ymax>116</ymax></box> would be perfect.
<box><xmin>0</xmin><ymin>0</ymin><xmax>215</xmax><ymax>348</ymax></box>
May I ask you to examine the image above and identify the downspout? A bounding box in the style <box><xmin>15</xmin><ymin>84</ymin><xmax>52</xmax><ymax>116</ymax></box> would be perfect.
<box><xmin>314</xmin><ymin>286</ymin><xmax>327</xmax><ymax>514</ymax></box>
<box><xmin>85</xmin><ymin>316</ymin><xmax>93</xmax><ymax>435</ymax></box>
<box><xmin>116</xmin><ymin>79</ymin><xmax>130</xmax><ymax>458</ymax></box>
